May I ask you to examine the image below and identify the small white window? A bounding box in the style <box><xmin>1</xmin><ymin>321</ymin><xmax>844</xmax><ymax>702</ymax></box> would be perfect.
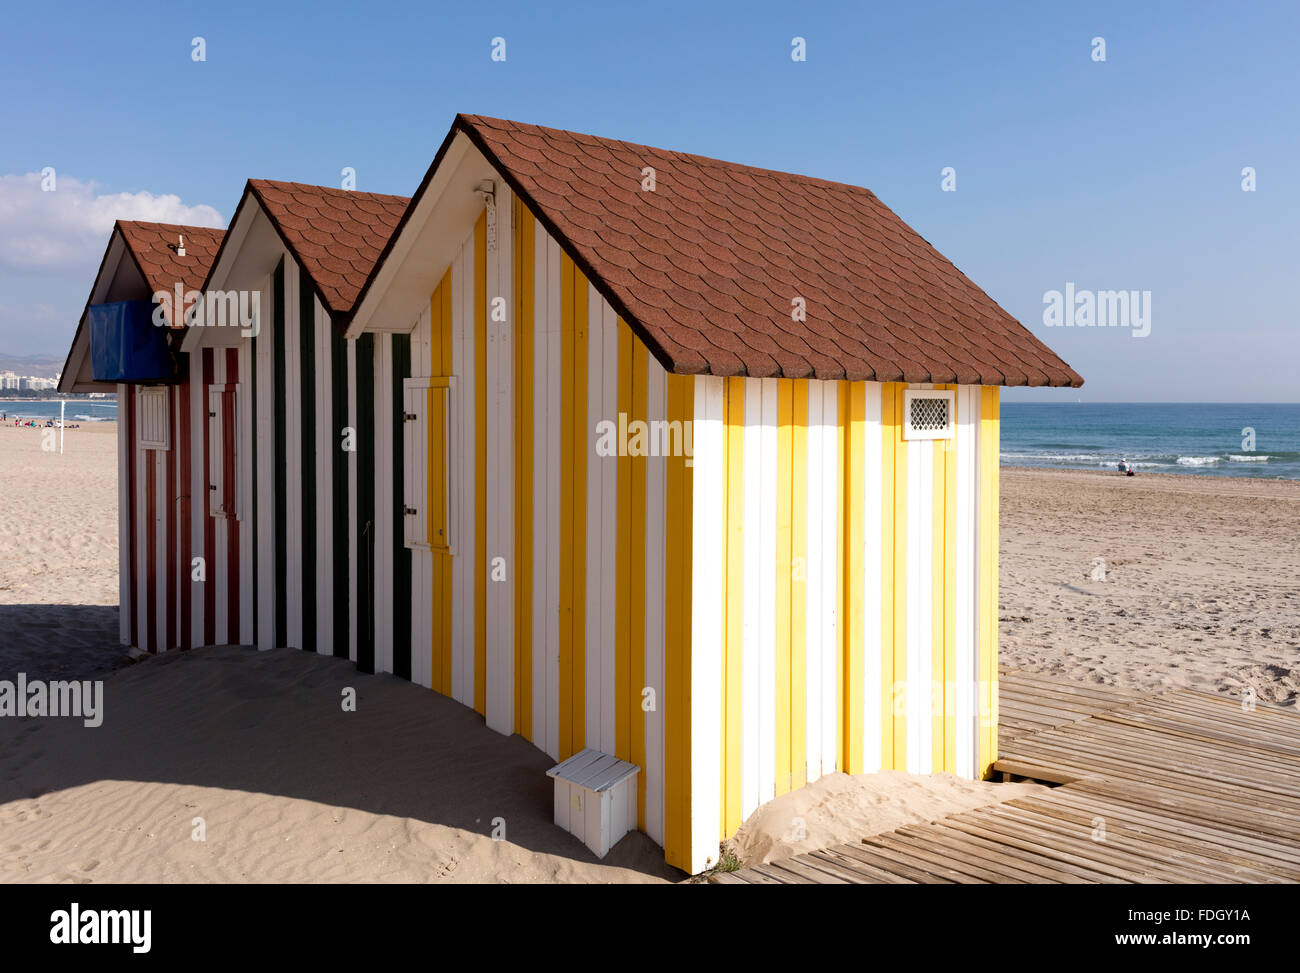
<box><xmin>903</xmin><ymin>389</ymin><xmax>954</xmax><ymax>440</ymax></box>
<box><xmin>137</xmin><ymin>387</ymin><xmax>170</xmax><ymax>450</ymax></box>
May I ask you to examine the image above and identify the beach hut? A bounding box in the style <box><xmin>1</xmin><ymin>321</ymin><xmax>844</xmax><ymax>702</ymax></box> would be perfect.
<box><xmin>344</xmin><ymin>115</ymin><xmax>1082</xmax><ymax>872</ymax></box>
<box><xmin>62</xmin><ymin>116</ymin><xmax>1084</xmax><ymax>874</ymax></box>
<box><xmin>176</xmin><ymin>179</ymin><xmax>408</xmax><ymax>656</ymax></box>
<box><xmin>58</xmin><ymin>220</ymin><xmax>224</xmax><ymax>654</ymax></box>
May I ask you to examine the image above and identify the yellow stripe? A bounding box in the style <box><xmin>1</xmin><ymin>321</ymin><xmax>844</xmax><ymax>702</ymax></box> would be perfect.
<box><xmin>630</xmin><ymin>339</ymin><xmax>648</xmax><ymax>828</ymax></box>
<box><xmin>663</xmin><ymin>373</ymin><xmax>693</xmax><ymax>871</ymax></box>
<box><xmin>844</xmin><ymin>382</ymin><xmax>865</xmax><ymax>773</ymax></box>
<box><xmin>978</xmin><ymin>385</ymin><xmax>1000</xmax><ymax>777</ymax></box>
<box><xmin>473</xmin><ymin>212</ymin><xmax>487</xmax><ymax>715</ymax></box>
<box><xmin>559</xmin><ymin>253</ymin><xmax>575</xmax><ymax>759</ymax></box>
<box><xmin>616</xmin><ymin>321</ymin><xmax>632</xmax><ymax>761</ymax></box>
<box><xmin>429</xmin><ymin>273</ymin><xmax>454</xmax><ymax>697</ymax></box>
<box><xmin>943</xmin><ymin>389</ymin><xmax>958</xmax><ymax>773</ymax></box>
<box><xmin>790</xmin><ymin>380</ymin><xmax>808</xmax><ymax>790</ymax></box>
<box><xmin>775</xmin><ymin>379</ymin><xmax>792</xmax><ymax>795</ymax></box>
<box><xmin>722</xmin><ymin>375</ymin><xmax>744</xmax><ymax>834</ymax></box>
<box><xmin>514</xmin><ymin>201</ymin><xmax>534</xmax><ymax>738</ymax></box>
<box><xmin>836</xmin><ymin>383</ymin><xmax>846</xmax><ymax>772</ymax></box>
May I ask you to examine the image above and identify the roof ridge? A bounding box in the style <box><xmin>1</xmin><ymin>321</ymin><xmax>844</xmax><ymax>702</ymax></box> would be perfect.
<box><xmin>459</xmin><ymin>113</ymin><xmax>881</xmax><ymax>198</ymax></box>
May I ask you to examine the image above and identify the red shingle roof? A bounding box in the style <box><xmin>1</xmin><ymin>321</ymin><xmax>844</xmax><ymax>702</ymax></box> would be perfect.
<box><xmin>455</xmin><ymin>114</ymin><xmax>1082</xmax><ymax>387</ymax></box>
<box><xmin>247</xmin><ymin>180</ymin><xmax>409</xmax><ymax>315</ymax></box>
<box><xmin>118</xmin><ymin>221</ymin><xmax>224</xmax><ymax>315</ymax></box>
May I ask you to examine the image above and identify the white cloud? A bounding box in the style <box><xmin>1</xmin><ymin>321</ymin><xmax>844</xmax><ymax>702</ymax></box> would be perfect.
<box><xmin>0</xmin><ymin>172</ymin><xmax>224</xmax><ymax>271</ymax></box>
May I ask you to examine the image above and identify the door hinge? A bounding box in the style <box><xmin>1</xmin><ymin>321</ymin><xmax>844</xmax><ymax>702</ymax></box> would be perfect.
<box><xmin>403</xmin><ymin>412</ymin><xmax>418</xmax><ymax>422</ymax></box>
<box><xmin>404</xmin><ymin>506</ymin><xmax>418</xmax><ymax>516</ymax></box>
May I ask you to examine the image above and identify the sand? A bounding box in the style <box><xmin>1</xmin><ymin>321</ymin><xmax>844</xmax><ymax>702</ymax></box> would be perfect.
<box><xmin>2</xmin><ymin>424</ymin><xmax>1297</xmax><ymax>881</ymax></box>
<box><xmin>722</xmin><ymin>771</ymin><xmax>1046</xmax><ymax>867</ymax></box>
<box><xmin>1001</xmin><ymin>467</ymin><xmax>1300</xmax><ymax>706</ymax></box>
<box><xmin>0</xmin><ymin>424</ymin><xmax>123</xmax><ymax>678</ymax></box>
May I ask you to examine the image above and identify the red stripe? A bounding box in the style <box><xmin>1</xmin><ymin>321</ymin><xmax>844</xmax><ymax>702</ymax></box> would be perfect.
<box><xmin>166</xmin><ymin>386</ymin><xmax>177</xmax><ymax>650</ymax></box>
<box><xmin>226</xmin><ymin>348</ymin><xmax>240</xmax><ymax>641</ymax></box>
<box><xmin>125</xmin><ymin>386</ymin><xmax>138</xmax><ymax>649</ymax></box>
<box><xmin>145</xmin><ymin>426</ymin><xmax>157</xmax><ymax>653</ymax></box>
<box><xmin>179</xmin><ymin>370</ymin><xmax>192</xmax><ymax>649</ymax></box>
<box><xmin>202</xmin><ymin>348</ymin><xmax>215</xmax><ymax>646</ymax></box>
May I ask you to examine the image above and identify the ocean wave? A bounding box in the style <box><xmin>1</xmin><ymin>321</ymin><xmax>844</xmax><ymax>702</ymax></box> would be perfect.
<box><xmin>1227</xmin><ymin>454</ymin><xmax>1270</xmax><ymax>462</ymax></box>
<box><xmin>1176</xmin><ymin>456</ymin><xmax>1221</xmax><ymax>466</ymax></box>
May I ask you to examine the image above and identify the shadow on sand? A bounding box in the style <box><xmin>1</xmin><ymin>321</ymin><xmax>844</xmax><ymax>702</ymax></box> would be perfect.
<box><xmin>0</xmin><ymin>624</ymin><xmax>682</xmax><ymax>882</ymax></box>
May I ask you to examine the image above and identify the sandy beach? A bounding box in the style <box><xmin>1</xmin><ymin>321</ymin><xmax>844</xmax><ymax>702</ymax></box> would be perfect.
<box><xmin>1001</xmin><ymin>467</ymin><xmax>1300</xmax><ymax>706</ymax></box>
<box><xmin>1</xmin><ymin>423</ymin><xmax>1297</xmax><ymax>881</ymax></box>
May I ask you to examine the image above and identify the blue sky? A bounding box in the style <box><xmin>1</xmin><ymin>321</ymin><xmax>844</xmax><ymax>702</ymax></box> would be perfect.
<box><xmin>2</xmin><ymin>0</ymin><xmax>1296</xmax><ymax>401</ymax></box>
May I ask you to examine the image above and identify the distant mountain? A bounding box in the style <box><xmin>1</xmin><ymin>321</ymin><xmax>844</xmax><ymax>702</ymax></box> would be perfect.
<box><xmin>0</xmin><ymin>353</ymin><xmax>64</xmax><ymax>378</ymax></box>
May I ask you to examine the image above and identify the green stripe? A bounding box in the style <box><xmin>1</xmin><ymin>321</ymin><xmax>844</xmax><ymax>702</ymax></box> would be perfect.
<box><xmin>299</xmin><ymin>272</ymin><xmax>317</xmax><ymax>652</ymax></box>
<box><xmin>355</xmin><ymin>333</ymin><xmax>375</xmax><ymax>673</ymax></box>
<box><xmin>392</xmin><ymin>333</ymin><xmax>411</xmax><ymax>680</ymax></box>
<box><xmin>273</xmin><ymin>258</ymin><xmax>287</xmax><ymax>648</ymax></box>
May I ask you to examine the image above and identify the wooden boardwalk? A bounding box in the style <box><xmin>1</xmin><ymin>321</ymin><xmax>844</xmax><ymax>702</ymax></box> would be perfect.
<box><xmin>715</xmin><ymin>670</ymin><xmax>1300</xmax><ymax>884</ymax></box>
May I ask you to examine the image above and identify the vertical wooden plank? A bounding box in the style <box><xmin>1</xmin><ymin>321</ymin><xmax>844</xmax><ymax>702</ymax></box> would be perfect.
<box><xmin>474</xmin><ymin>211</ymin><xmax>487</xmax><ymax>715</ymax></box>
<box><xmin>663</xmin><ymin>372</ymin><xmax>693</xmax><ymax>871</ymax></box>
<box><xmin>615</xmin><ymin>319</ymin><xmax>632</xmax><ymax>761</ymax></box>
<box><xmin>790</xmin><ymin>379</ymin><xmax>807</xmax><ymax>790</ymax></box>
<box><xmin>299</xmin><ymin>272</ymin><xmax>317</xmax><ymax>652</ymax></box>
<box><xmin>514</xmin><ymin>199</ymin><xmax>534</xmax><ymax>737</ymax></box>
<box><xmin>775</xmin><ymin>379</ymin><xmax>792</xmax><ymax>795</ymax></box>
<box><xmin>843</xmin><ymin>382</ymin><xmax>865</xmax><ymax>773</ymax></box>
<box><xmin>722</xmin><ymin>376</ymin><xmax>745</xmax><ymax>833</ymax></box>
<box><xmin>629</xmin><ymin>330</ymin><xmax>648</xmax><ymax>821</ymax></box>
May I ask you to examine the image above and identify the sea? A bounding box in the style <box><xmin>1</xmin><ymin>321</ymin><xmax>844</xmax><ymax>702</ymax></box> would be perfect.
<box><xmin>3</xmin><ymin>398</ymin><xmax>1297</xmax><ymax>481</ymax></box>
<box><xmin>1001</xmin><ymin>402</ymin><xmax>1300</xmax><ymax>481</ymax></box>
<box><xmin>0</xmin><ymin>399</ymin><xmax>118</xmax><ymax>423</ymax></box>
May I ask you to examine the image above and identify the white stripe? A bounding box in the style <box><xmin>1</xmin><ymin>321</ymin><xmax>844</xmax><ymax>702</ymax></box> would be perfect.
<box><xmin>530</xmin><ymin>218</ymin><xmax>548</xmax><ymax>748</ymax></box>
<box><xmin>486</xmin><ymin>190</ymin><xmax>515</xmax><ymax>735</ymax></box>
<box><xmin>189</xmin><ymin>358</ymin><xmax>206</xmax><ymax>649</ymax></box>
<box><xmin>740</xmin><ymin>378</ymin><xmax>762</xmax><ymax>817</ymax></box>
<box><xmin>599</xmin><ymin>299</ymin><xmax>617</xmax><ymax>757</ymax></box>
<box><xmin>821</xmin><ymin>383</ymin><xmax>840</xmax><ymax>777</ymax></box>
<box><xmin>544</xmin><ymin>231</ymin><xmax>561</xmax><ymax>759</ymax></box>
<box><xmin>757</xmin><ymin>378</ymin><xmax>777</xmax><ymax>805</ymax></box>
<box><xmin>689</xmin><ymin>375</ymin><xmax>725</xmax><ymax>874</ymax></box>
<box><xmin>315</xmin><ymin>300</ymin><xmax>334</xmax><ymax>656</ymax></box>
<box><xmin>213</xmin><ymin>351</ymin><xmax>228</xmax><ymax>646</ymax></box>
<box><xmin>804</xmin><ymin>381</ymin><xmax>824</xmax><ymax>782</ymax></box>
<box><xmin>117</xmin><ymin>385</ymin><xmax>130</xmax><ymax>645</ymax></box>
<box><xmin>863</xmin><ymin>382</ymin><xmax>883</xmax><ymax>771</ymax></box>
<box><xmin>584</xmin><ymin>283</ymin><xmax>603</xmax><ymax>749</ymax></box>
<box><xmin>284</xmin><ymin>262</ymin><xmax>302</xmax><ymax>650</ymax></box>
<box><xmin>238</xmin><ymin>341</ymin><xmax>254</xmax><ymax>645</ymax></box>
<box><xmin>374</xmin><ymin>333</ymin><xmax>394</xmax><ymax>672</ymax></box>
<box><xmin>643</xmin><ymin>358</ymin><xmax>666</xmax><ymax>845</ymax></box>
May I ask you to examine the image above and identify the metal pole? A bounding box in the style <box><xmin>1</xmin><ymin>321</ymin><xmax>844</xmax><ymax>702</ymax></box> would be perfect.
<box><xmin>60</xmin><ymin>399</ymin><xmax>65</xmax><ymax>454</ymax></box>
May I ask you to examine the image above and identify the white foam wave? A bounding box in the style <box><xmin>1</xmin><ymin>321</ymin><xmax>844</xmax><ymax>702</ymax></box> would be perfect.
<box><xmin>1176</xmin><ymin>456</ymin><xmax>1221</xmax><ymax>466</ymax></box>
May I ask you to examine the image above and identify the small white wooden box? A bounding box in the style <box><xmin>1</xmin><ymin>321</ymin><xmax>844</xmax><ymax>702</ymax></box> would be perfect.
<box><xmin>546</xmin><ymin>749</ymin><xmax>640</xmax><ymax>858</ymax></box>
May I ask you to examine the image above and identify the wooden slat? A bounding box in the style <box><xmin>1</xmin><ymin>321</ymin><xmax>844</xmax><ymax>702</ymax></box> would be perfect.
<box><xmin>724</xmin><ymin>671</ymin><xmax>1300</xmax><ymax>885</ymax></box>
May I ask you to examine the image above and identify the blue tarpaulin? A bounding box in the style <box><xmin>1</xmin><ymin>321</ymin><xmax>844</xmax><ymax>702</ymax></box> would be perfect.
<box><xmin>88</xmin><ymin>300</ymin><xmax>172</xmax><ymax>382</ymax></box>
